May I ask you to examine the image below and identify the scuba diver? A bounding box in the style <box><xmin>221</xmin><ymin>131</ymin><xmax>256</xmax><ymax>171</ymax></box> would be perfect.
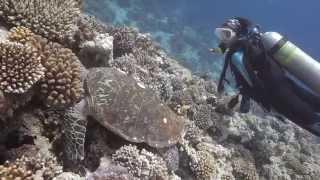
<box><xmin>211</xmin><ymin>17</ymin><xmax>320</xmax><ymax>137</ymax></box>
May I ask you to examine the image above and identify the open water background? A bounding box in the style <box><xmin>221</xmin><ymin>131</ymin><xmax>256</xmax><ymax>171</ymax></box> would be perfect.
<box><xmin>85</xmin><ymin>0</ymin><xmax>320</xmax><ymax>80</ymax></box>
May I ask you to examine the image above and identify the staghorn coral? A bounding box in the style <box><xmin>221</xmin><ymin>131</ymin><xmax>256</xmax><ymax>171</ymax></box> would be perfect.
<box><xmin>0</xmin><ymin>41</ymin><xmax>45</xmax><ymax>94</ymax></box>
<box><xmin>0</xmin><ymin>0</ymin><xmax>81</xmax><ymax>42</ymax></box>
<box><xmin>232</xmin><ymin>158</ymin><xmax>258</xmax><ymax>180</ymax></box>
<box><xmin>112</xmin><ymin>144</ymin><xmax>169</xmax><ymax>180</ymax></box>
<box><xmin>40</xmin><ymin>41</ymin><xmax>83</xmax><ymax>107</ymax></box>
<box><xmin>108</xmin><ymin>26</ymin><xmax>136</xmax><ymax>58</ymax></box>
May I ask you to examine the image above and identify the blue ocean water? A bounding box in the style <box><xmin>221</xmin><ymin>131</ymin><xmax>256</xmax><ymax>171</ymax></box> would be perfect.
<box><xmin>85</xmin><ymin>0</ymin><xmax>320</xmax><ymax>79</ymax></box>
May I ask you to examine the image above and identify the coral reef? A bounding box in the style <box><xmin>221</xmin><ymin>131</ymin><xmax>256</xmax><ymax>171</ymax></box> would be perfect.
<box><xmin>0</xmin><ymin>0</ymin><xmax>81</xmax><ymax>42</ymax></box>
<box><xmin>112</xmin><ymin>144</ymin><xmax>169</xmax><ymax>179</ymax></box>
<box><xmin>0</xmin><ymin>2</ymin><xmax>320</xmax><ymax>180</ymax></box>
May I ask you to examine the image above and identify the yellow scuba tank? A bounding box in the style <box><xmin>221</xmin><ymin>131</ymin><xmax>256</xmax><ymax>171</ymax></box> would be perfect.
<box><xmin>261</xmin><ymin>32</ymin><xmax>320</xmax><ymax>95</ymax></box>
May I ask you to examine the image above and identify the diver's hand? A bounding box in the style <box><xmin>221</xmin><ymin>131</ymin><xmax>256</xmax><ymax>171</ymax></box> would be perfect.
<box><xmin>209</xmin><ymin>47</ymin><xmax>223</xmax><ymax>54</ymax></box>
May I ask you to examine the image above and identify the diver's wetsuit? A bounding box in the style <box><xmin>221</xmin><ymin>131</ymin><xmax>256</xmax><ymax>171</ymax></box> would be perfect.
<box><xmin>223</xmin><ymin>37</ymin><xmax>319</xmax><ymax>135</ymax></box>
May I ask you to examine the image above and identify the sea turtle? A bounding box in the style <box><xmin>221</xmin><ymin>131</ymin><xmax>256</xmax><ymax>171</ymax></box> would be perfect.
<box><xmin>63</xmin><ymin>67</ymin><xmax>185</xmax><ymax>161</ymax></box>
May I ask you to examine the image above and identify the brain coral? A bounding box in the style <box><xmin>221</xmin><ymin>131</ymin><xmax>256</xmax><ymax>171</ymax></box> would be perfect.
<box><xmin>0</xmin><ymin>0</ymin><xmax>81</xmax><ymax>42</ymax></box>
<box><xmin>0</xmin><ymin>41</ymin><xmax>45</xmax><ymax>94</ymax></box>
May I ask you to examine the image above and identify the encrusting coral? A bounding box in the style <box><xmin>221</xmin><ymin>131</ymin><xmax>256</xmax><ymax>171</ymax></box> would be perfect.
<box><xmin>0</xmin><ymin>41</ymin><xmax>45</xmax><ymax>94</ymax></box>
<box><xmin>112</xmin><ymin>144</ymin><xmax>169</xmax><ymax>180</ymax></box>
<box><xmin>0</xmin><ymin>0</ymin><xmax>81</xmax><ymax>42</ymax></box>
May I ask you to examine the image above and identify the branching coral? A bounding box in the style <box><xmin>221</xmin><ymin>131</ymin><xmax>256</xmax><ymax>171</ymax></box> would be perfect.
<box><xmin>160</xmin><ymin>146</ymin><xmax>180</xmax><ymax>172</ymax></box>
<box><xmin>7</xmin><ymin>26</ymin><xmax>46</xmax><ymax>51</ymax></box>
<box><xmin>189</xmin><ymin>150</ymin><xmax>216</xmax><ymax>180</ymax></box>
<box><xmin>0</xmin><ymin>155</ymin><xmax>62</xmax><ymax>179</ymax></box>
<box><xmin>6</xmin><ymin>26</ymin><xmax>83</xmax><ymax>108</ymax></box>
<box><xmin>0</xmin><ymin>41</ymin><xmax>45</xmax><ymax>94</ymax></box>
<box><xmin>112</xmin><ymin>144</ymin><xmax>169</xmax><ymax>180</ymax></box>
<box><xmin>232</xmin><ymin>158</ymin><xmax>258</xmax><ymax>180</ymax></box>
<box><xmin>0</xmin><ymin>161</ymin><xmax>33</xmax><ymax>179</ymax></box>
<box><xmin>0</xmin><ymin>0</ymin><xmax>81</xmax><ymax>42</ymax></box>
<box><xmin>108</xmin><ymin>26</ymin><xmax>136</xmax><ymax>58</ymax></box>
<box><xmin>183</xmin><ymin>121</ymin><xmax>203</xmax><ymax>144</ymax></box>
<box><xmin>191</xmin><ymin>104</ymin><xmax>214</xmax><ymax>130</ymax></box>
<box><xmin>110</xmin><ymin>54</ymin><xmax>137</xmax><ymax>74</ymax></box>
<box><xmin>182</xmin><ymin>142</ymin><xmax>216</xmax><ymax>180</ymax></box>
<box><xmin>40</xmin><ymin>42</ymin><xmax>83</xmax><ymax>107</ymax></box>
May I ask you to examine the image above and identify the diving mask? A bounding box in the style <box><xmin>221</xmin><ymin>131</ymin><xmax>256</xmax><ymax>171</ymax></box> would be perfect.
<box><xmin>215</xmin><ymin>27</ymin><xmax>237</xmax><ymax>44</ymax></box>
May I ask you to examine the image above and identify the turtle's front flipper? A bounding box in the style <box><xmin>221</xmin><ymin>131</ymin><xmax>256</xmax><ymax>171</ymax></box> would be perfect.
<box><xmin>63</xmin><ymin>99</ymin><xmax>88</xmax><ymax>162</ymax></box>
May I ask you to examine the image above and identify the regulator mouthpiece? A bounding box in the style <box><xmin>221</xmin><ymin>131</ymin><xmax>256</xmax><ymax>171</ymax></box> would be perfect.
<box><xmin>215</xmin><ymin>28</ymin><xmax>236</xmax><ymax>44</ymax></box>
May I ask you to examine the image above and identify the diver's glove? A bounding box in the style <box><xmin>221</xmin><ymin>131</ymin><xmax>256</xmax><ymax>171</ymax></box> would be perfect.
<box><xmin>209</xmin><ymin>47</ymin><xmax>223</xmax><ymax>54</ymax></box>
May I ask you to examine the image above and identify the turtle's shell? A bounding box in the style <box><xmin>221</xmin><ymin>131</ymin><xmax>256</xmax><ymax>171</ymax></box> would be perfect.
<box><xmin>85</xmin><ymin>68</ymin><xmax>184</xmax><ymax>148</ymax></box>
